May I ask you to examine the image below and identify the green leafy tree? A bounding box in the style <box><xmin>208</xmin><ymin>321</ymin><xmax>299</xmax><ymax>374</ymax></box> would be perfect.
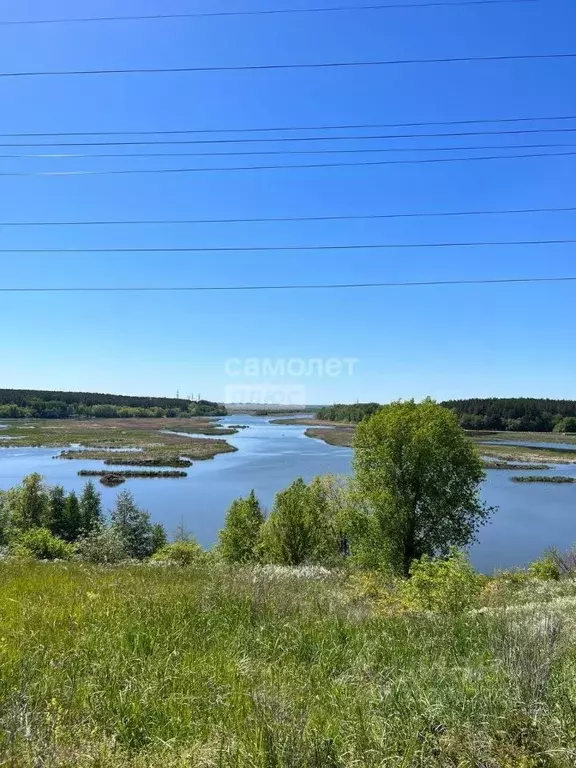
<box><xmin>151</xmin><ymin>523</ymin><xmax>168</xmax><ymax>554</ymax></box>
<box><xmin>64</xmin><ymin>491</ymin><xmax>82</xmax><ymax>542</ymax></box>
<box><xmin>354</xmin><ymin>399</ymin><xmax>492</xmax><ymax>576</ymax></box>
<box><xmin>79</xmin><ymin>481</ymin><xmax>103</xmax><ymax>533</ymax></box>
<box><xmin>76</xmin><ymin>523</ymin><xmax>127</xmax><ymax>564</ymax></box>
<box><xmin>259</xmin><ymin>478</ymin><xmax>341</xmax><ymax>566</ymax></box>
<box><xmin>218</xmin><ymin>489</ymin><xmax>265</xmax><ymax>563</ymax></box>
<box><xmin>11</xmin><ymin>473</ymin><xmax>49</xmax><ymax>532</ymax></box>
<box><xmin>111</xmin><ymin>490</ymin><xmax>154</xmax><ymax>560</ymax></box>
<box><xmin>47</xmin><ymin>485</ymin><xmax>68</xmax><ymax>539</ymax></box>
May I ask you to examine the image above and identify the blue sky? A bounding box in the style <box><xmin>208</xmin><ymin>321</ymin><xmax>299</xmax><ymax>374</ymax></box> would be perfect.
<box><xmin>0</xmin><ymin>0</ymin><xmax>575</xmax><ymax>404</ymax></box>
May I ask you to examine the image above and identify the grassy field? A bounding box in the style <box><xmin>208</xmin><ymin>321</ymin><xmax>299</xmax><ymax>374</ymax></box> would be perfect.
<box><xmin>304</xmin><ymin>426</ymin><xmax>355</xmax><ymax>447</ymax></box>
<box><xmin>0</xmin><ymin>418</ymin><xmax>237</xmax><ymax>462</ymax></box>
<box><xmin>1</xmin><ymin>561</ymin><xmax>576</xmax><ymax>766</ymax></box>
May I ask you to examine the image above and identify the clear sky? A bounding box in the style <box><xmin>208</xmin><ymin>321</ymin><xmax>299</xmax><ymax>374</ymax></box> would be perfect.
<box><xmin>0</xmin><ymin>0</ymin><xmax>574</xmax><ymax>405</ymax></box>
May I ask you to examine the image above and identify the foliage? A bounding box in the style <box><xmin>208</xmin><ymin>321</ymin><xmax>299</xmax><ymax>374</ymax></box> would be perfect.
<box><xmin>554</xmin><ymin>416</ymin><xmax>576</xmax><ymax>433</ymax></box>
<box><xmin>152</xmin><ymin>539</ymin><xmax>205</xmax><ymax>565</ymax></box>
<box><xmin>0</xmin><ymin>491</ymin><xmax>9</xmax><ymax>546</ymax></box>
<box><xmin>316</xmin><ymin>402</ymin><xmax>382</xmax><ymax>423</ymax></box>
<box><xmin>64</xmin><ymin>491</ymin><xmax>82</xmax><ymax>542</ymax></box>
<box><xmin>110</xmin><ymin>490</ymin><xmax>155</xmax><ymax>560</ymax></box>
<box><xmin>443</xmin><ymin>397</ymin><xmax>576</xmax><ymax>432</ymax></box>
<box><xmin>354</xmin><ymin>399</ymin><xmax>492</xmax><ymax>575</ymax></box>
<box><xmin>151</xmin><ymin>523</ymin><xmax>168</xmax><ymax>554</ymax></box>
<box><xmin>259</xmin><ymin>477</ymin><xmax>342</xmax><ymax>566</ymax></box>
<box><xmin>79</xmin><ymin>481</ymin><xmax>103</xmax><ymax>533</ymax></box>
<box><xmin>47</xmin><ymin>485</ymin><xmax>68</xmax><ymax>539</ymax></box>
<box><xmin>9</xmin><ymin>472</ymin><xmax>50</xmax><ymax>532</ymax></box>
<box><xmin>529</xmin><ymin>552</ymin><xmax>561</xmax><ymax>581</ymax></box>
<box><xmin>402</xmin><ymin>551</ymin><xmax>486</xmax><ymax>614</ymax></box>
<box><xmin>11</xmin><ymin>527</ymin><xmax>74</xmax><ymax>560</ymax></box>
<box><xmin>75</xmin><ymin>523</ymin><xmax>127</xmax><ymax>564</ymax></box>
<box><xmin>218</xmin><ymin>490</ymin><xmax>265</xmax><ymax>563</ymax></box>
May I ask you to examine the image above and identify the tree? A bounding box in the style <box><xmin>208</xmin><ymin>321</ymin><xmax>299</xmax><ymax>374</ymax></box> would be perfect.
<box><xmin>111</xmin><ymin>490</ymin><xmax>154</xmax><ymax>560</ymax></box>
<box><xmin>79</xmin><ymin>481</ymin><xmax>103</xmax><ymax>533</ymax></box>
<box><xmin>151</xmin><ymin>523</ymin><xmax>168</xmax><ymax>554</ymax></box>
<box><xmin>354</xmin><ymin>399</ymin><xmax>492</xmax><ymax>576</ymax></box>
<box><xmin>10</xmin><ymin>473</ymin><xmax>49</xmax><ymax>532</ymax></box>
<box><xmin>48</xmin><ymin>485</ymin><xmax>68</xmax><ymax>539</ymax></box>
<box><xmin>218</xmin><ymin>489</ymin><xmax>265</xmax><ymax>563</ymax></box>
<box><xmin>553</xmin><ymin>416</ymin><xmax>576</xmax><ymax>434</ymax></box>
<box><xmin>64</xmin><ymin>491</ymin><xmax>82</xmax><ymax>542</ymax></box>
<box><xmin>259</xmin><ymin>478</ymin><xmax>341</xmax><ymax>566</ymax></box>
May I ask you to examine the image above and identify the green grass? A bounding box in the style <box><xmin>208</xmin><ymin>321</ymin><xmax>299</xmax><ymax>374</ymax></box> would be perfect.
<box><xmin>304</xmin><ymin>427</ymin><xmax>355</xmax><ymax>447</ymax></box>
<box><xmin>1</xmin><ymin>562</ymin><xmax>576</xmax><ymax>766</ymax></box>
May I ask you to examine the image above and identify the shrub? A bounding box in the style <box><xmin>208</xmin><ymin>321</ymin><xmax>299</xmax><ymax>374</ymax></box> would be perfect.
<box><xmin>11</xmin><ymin>527</ymin><xmax>74</xmax><ymax>561</ymax></box>
<box><xmin>529</xmin><ymin>552</ymin><xmax>561</xmax><ymax>581</ymax></box>
<box><xmin>401</xmin><ymin>551</ymin><xmax>485</xmax><ymax>614</ymax></box>
<box><xmin>152</xmin><ymin>539</ymin><xmax>204</xmax><ymax>566</ymax></box>
<box><xmin>75</xmin><ymin>524</ymin><xmax>128</xmax><ymax>564</ymax></box>
<box><xmin>259</xmin><ymin>477</ymin><xmax>342</xmax><ymax>566</ymax></box>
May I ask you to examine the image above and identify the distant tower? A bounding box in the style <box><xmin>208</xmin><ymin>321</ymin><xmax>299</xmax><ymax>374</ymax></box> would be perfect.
<box><xmin>176</xmin><ymin>389</ymin><xmax>180</xmax><ymax>400</ymax></box>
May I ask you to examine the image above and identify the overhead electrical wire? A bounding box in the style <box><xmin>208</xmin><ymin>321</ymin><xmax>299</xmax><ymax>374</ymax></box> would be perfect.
<box><xmin>1</xmin><ymin>112</ymin><xmax>573</xmax><ymax>138</ymax></box>
<box><xmin>0</xmin><ymin>205</ymin><xmax>573</xmax><ymax>227</ymax></box>
<box><xmin>1</xmin><ymin>149</ymin><xmax>574</xmax><ymax>176</ymax></box>
<box><xmin>0</xmin><ymin>53</ymin><xmax>575</xmax><ymax>79</ymax></box>
<box><xmin>0</xmin><ymin>276</ymin><xmax>574</xmax><ymax>293</ymax></box>
<box><xmin>4</xmin><ymin>126</ymin><xmax>576</xmax><ymax>148</ymax></box>
<box><xmin>1</xmin><ymin>239</ymin><xmax>574</xmax><ymax>254</ymax></box>
<box><xmin>0</xmin><ymin>0</ymin><xmax>537</xmax><ymax>26</ymax></box>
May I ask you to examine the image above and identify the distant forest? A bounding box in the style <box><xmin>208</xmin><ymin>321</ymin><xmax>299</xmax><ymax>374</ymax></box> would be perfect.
<box><xmin>0</xmin><ymin>389</ymin><xmax>226</xmax><ymax>419</ymax></box>
<box><xmin>442</xmin><ymin>398</ymin><xmax>576</xmax><ymax>433</ymax></box>
<box><xmin>317</xmin><ymin>398</ymin><xmax>576</xmax><ymax>433</ymax></box>
<box><xmin>316</xmin><ymin>403</ymin><xmax>382</xmax><ymax>423</ymax></box>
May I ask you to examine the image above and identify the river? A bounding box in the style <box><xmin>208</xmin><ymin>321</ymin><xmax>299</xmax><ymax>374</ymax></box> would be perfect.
<box><xmin>1</xmin><ymin>414</ymin><xmax>576</xmax><ymax>573</ymax></box>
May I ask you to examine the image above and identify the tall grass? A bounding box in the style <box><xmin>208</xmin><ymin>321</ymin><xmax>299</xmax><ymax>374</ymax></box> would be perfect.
<box><xmin>1</xmin><ymin>562</ymin><xmax>576</xmax><ymax>766</ymax></box>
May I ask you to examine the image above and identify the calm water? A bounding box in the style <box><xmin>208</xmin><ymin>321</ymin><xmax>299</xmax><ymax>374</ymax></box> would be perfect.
<box><xmin>1</xmin><ymin>415</ymin><xmax>576</xmax><ymax>573</ymax></box>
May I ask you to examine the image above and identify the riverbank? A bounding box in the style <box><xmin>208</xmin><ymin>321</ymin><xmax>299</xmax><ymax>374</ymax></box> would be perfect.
<box><xmin>0</xmin><ymin>418</ymin><xmax>238</xmax><ymax>462</ymax></box>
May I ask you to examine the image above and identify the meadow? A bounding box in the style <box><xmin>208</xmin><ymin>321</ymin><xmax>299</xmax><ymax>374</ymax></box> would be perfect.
<box><xmin>0</xmin><ymin>418</ymin><xmax>238</xmax><ymax>463</ymax></box>
<box><xmin>1</xmin><ymin>561</ymin><xmax>576</xmax><ymax>767</ymax></box>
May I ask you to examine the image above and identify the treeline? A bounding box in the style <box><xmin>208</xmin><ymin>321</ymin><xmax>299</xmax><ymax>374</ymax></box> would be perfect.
<box><xmin>316</xmin><ymin>403</ymin><xmax>382</xmax><ymax>423</ymax></box>
<box><xmin>0</xmin><ymin>389</ymin><xmax>226</xmax><ymax>419</ymax></box>
<box><xmin>442</xmin><ymin>398</ymin><xmax>576</xmax><ymax>432</ymax></box>
<box><xmin>0</xmin><ymin>474</ymin><xmax>168</xmax><ymax>560</ymax></box>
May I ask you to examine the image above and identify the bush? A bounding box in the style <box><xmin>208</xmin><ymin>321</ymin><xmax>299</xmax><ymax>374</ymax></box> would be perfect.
<box><xmin>75</xmin><ymin>524</ymin><xmax>128</xmax><ymax>564</ymax></box>
<box><xmin>152</xmin><ymin>539</ymin><xmax>204</xmax><ymax>566</ymax></box>
<box><xmin>401</xmin><ymin>551</ymin><xmax>485</xmax><ymax>614</ymax></box>
<box><xmin>11</xmin><ymin>527</ymin><xmax>74</xmax><ymax>560</ymax></box>
<box><xmin>529</xmin><ymin>552</ymin><xmax>561</xmax><ymax>581</ymax></box>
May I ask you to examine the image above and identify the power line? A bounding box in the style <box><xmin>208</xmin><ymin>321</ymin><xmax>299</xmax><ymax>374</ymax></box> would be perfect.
<box><xmin>1</xmin><ymin>53</ymin><xmax>575</xmax><ymax>79</ymax></box>
<box><xmin>0</xmin><ymin>112</ymin><xmax>573</xmax><ymax>138</ymax></box>
<box><xmin>4</xmin><ymin>126</ymin><xmax>576</xmax><ymax>148</ymax></box>
<box><xmin>0</xmin><ymin>276</ymin><xmax>574</xmax><ymax>293</ymax></box>
<box><xmin>1</xmin><ymin>149</ymin><xmax>574</xmax><ymax>176</ymax></box>
<box><xmin>1</xmin><ymin>239</ymin><xmax>574</xmax><ymax>254</ymax></box>
<box><xmin>0</xmin><ymin>205</ymin><xmax>573</xmax><ymax>227</ymax></box>
<box><xmin>6</xmin><ymin>142</ymin><xmax>576</xmax><ymax>160</ymax></box>
<box><xmin>0</xmin><ymin>0</ymin><xmax>537</xmax><ymax>26</ymax></box>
